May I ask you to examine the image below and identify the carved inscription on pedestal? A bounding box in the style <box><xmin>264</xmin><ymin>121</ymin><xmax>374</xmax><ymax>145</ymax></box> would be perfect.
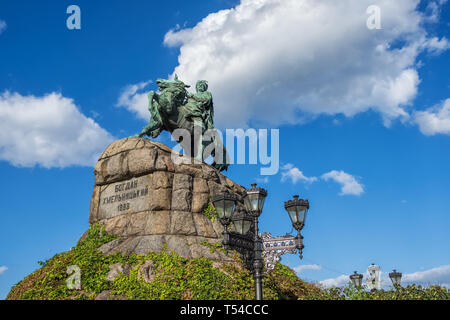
<box><xmin>98</xmin><ymin>175</ymin><xmax>150</xmax><ymax>220</ymax></box>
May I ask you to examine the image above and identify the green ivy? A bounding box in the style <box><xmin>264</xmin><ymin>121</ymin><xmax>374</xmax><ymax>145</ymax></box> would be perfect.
<box><xmin>204</xmin><ymin>202</ymin><xmax>217</xmax><ymax>222</ymax></box>
<box><xmin>304</xmin><ymin>282</ymin><xmax>450</xmax><ymax>300</ymax></box>
<box><xmin>8</xmin><ymin>224</ymin><xmax>125</xmax><ymax>300</ymax></box>
<box><xmin>8</xmin><ymin>224</ymin><xmax>448</xmax><ymax>300</ymax></box>
<box><xmin>199</xmin><ymin>241</ymin><xmax>223</xmax><ymax>254</ymax></box>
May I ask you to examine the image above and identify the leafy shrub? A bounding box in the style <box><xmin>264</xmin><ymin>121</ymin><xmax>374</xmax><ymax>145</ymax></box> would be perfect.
<box><xmin>304</xmin><ymin>282</ymin><xmax>450</xmax><ymax>300</ymax></box>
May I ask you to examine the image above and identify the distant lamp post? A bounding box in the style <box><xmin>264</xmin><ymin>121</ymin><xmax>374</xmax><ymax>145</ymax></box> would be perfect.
<box><xmin>350</xmin><ymin>271</ymin><xmax>364</xmax><ymax>288</ymax></box>
<box><xmin>243</xmin><ymin>183</ymin><xmax>268</xmax><ymax>301</ymax></box>
<box><xmin>389</xmin><ymin>269</ymin><xmax>402</xmax><ymax>287</ymax></box>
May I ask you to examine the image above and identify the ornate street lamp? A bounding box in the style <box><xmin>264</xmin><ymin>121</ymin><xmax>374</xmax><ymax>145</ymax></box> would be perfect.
<box><xmin>260</xmin><ymin>195</ymin><xmax>311</xmax><ymax>271</ymax></box>
<box><xmin>211</xmin><ymin>192</ymin><xmax>238</xmax><ymax>251</ymax></box>
<box><xmin>350</xmin><ymin>271</ymin><xmax>364</xmax><ymax>288</ymax></box>
<box><xmin>228</xmin><ymin>207</ymin><xmax>255</xmax><ymax>270</ymax></box>
<box><xmin>284</xmin><ymin>195</ymin><xmax>309</xmax><ymax>231</ymax></box>
<box><xmin>389</xmin><ymin>269</ymin><xmax>402</xmax><ymax>287</ymax></box>
<box><xmin>284</xmin><ymin>195</ymin><xmax>309</xmax><ymax>257</ymax></box>
<box><xmin>211</xmin><ymin>192</ymin><xmax>237</xmax><ymax>227</ymax></box>
<box><xmin>213</xmin><ymin>186</ymin><xmax>312</xmax><ymax>301</ymax></box>
<box><xmin>244</xmin><ymin>183</ymin><xmax>267</xmax><ymax>216</ymax></box>
<box><xmin>243</xmin><ymin>183</ymin><xmax>267</xmax><ymax>301</ymax></box>
<box><xmin>212</xmin><ymin>187</ymin><xmax>265</xmax><ymax>300</ymax></box>
<box><xmin>230</xmin><ymin>208</ymin><xmax>253</xmax><ymax>235</ymax></box>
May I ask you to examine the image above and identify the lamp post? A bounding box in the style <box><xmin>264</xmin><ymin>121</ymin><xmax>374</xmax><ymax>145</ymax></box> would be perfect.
<box><xmin>213</xmin><ymin>185</ymin><xmax>312</xmax><ymax>300</ymax></box>
<box><xmin>350</xmin><ymin>271</ymin><xmax>364</xmax><ymax>288</ymax></box>
<box><xmin>212</xmin><ymin>183</ymin><xmax>267</xmax><ymax>301</ymax></box>
<box><xmin>389</xmin><ymin>269</ymin><xmax>402</xmax><ymax>288</ymax></box>
<box><xmin>243</xmin><ymin>183</ymin><xmax>268</xmax><ymax>301</ymax></box>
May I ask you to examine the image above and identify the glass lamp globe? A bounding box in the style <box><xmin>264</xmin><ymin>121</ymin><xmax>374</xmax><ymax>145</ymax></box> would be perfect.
<box><xmin>230</xmin><ymin>209</ymin><xmax>253</xmax><ymax>235</ymax></box>
<box><xmin>243</xmin><ymin>183</ymin><xmax>267</xmax><ymax>217</ymax></box>
<box><xmin>284</xmin><ymin>195</ymin><xmax>309</xmax><ymax>231</ymax></box>
<box><xmin>350</xmin><ymin>271</ymin><xmax>363</xmax><ymax>288</ymax></box>
<box><xmin>389</xmin><ymin>269</ymin><xmax>402</xmax><ymax>286</ymax></box>
<box><xmin>211</xmin><ymin>192</ymin><xmax>237</xmax><ymax>224</ymax></box>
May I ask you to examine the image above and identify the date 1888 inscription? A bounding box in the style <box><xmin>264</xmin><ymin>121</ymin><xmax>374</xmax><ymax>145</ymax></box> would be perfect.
<box><xmin>98</xmin><ymin>175</ymin><xmax>151</xmax><ymax>220</ymax></box>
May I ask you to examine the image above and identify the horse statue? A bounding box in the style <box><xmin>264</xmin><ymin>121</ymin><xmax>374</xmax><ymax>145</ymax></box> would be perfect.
<box><xmin>135</xmin><ymin>75</ymin><xmax>229</xmax><ymax>172</ymax></box>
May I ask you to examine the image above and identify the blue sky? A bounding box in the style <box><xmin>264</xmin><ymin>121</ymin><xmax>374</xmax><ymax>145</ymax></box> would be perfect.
<box><xmin>0</xmin><ymin>0</ymin><xmax>449</xmax><ymax>298</ymax></box>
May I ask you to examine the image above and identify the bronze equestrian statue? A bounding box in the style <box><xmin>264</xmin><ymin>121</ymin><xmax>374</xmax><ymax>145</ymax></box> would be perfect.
<box><xmin>135</xmin><ymin>75</ymin><xmax>229</xmax><ymax>172</ymax></box>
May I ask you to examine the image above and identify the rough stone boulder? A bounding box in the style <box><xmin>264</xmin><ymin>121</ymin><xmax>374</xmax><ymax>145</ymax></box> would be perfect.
<box><xmin>89</xmin><ymin>137</ymin><xmax>246</xmax><ymax>262</ymax></box>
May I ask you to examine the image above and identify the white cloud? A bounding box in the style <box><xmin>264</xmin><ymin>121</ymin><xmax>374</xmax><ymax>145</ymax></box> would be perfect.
<box><xmin>402</xmin><ymin>265</ymin><xmax>450</xmax><ymax>288</ymax></box>
<box><xmin>0</xmin><ymin>266</ymin><xmax>7</xmax><ymax>275</ymax></box>
<box><xmin>0</xmin><ymin>91</ymin><xmax>114</xmax><ymax>168</ymax></box>
<box><xmin>280</xmin><ymin>165</ymin><xmax>365</xmax><ymax>196</ymax></box>
<box><xmin>117</xmin><ymin>81</ymin><xmax>152</xmax><ymax>120</ymax></box>
<box><xmin>414</xmin><ymin>99</ymin><xmax>450</xmax><ymax>135</ymax></box>
<box><xmin>281</xmin><ymin>163</ymin><xmax>317</xmax><ymax>184</ymax></box>
<box><xmin>423</xmin><ymin>36</ymin><xmax>450</xmax><ymax>54</ymax></box>
<box><xmin>163</xmin><ymin>0</ymin><xmax>448</xmax><ymax>128</ymax></box>
<box><xmin>321</xmin><ymin>170</ymin><xmax>364</xmax><ymax>196</ymax></box>
<box><xmin>0</xmin><ymin>20</ymin><xmax>6</xmax><ymax>34</ymax></box>
<box><xmin>423</xmin><ymin>0</ymin><xmax>449</xmax><ymax>23</ymax></box>
<box><xmin>319</xmin><ymin>275</ymin><xmax>350</xmax><ymax>288</ymax></box>
<box><xmin>320</xmin><ymin>272</ymin><xmax>387</xmax><ymax>288</ymax></box>
<box><xmin>294</xmin><ymin>264</ymin><xmax>322</xmax><ymax>274</ymax></box>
